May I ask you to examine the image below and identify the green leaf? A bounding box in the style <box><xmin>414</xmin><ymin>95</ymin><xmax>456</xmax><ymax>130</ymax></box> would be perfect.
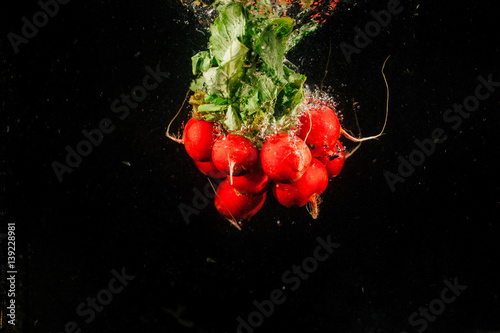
<box><xmin>275</xmin><ymin>72</ymin><xmax>306</xmax><ymax>121</ymax></box>
<box><xmin>220</xmin><ymin>39</ymin><xmax>249</xmax><ymax>69</ymax></box>
<box><xmin>209</xmin><ymin>3</ymin><xmax>246</xmax><ymax>62</ymax></box>
<box><xmin>243</xmin><ymin>89</ymin><xmax>260</xmax><ymax>114</ymax></box>
<box><xmin>205</xmin><ymin>93</ymin><xmax>228</xmax><ymax>105</ymax></box>
<box><xmin>198</xmin><ymin>103</ymin><xmax>227</xmax><ymax>112</ymax></box>
<box><xmin>224</xmin><ymin>105</ymin><xmax>242</xmax><ymax>131</ymax></box>
<box><xmin>192</xmin><ymin>51</ymin><xmax>213</xmax><ymax>75</ymax></box>
<box><xmin>234</xmin><ymin>83</ymin><xmax>261</xmax><ymax>116</ymax></box>
<box><xmin>189</xmin><ymin>76</ymin><xmax>206</xmax><ymax>91</ymax></box>
<box><xmin>255</xmin><ymin>17</ymin><xmax>294</xmax><ymax>81</ymax></box>
<box><xmin>202</xmin><ymin>39</ymin><xmax>249</xmax><ymax>98</ymax></box>
<box><xmin>287</xmin><ymin>21</ymin><xmax>320</xmax><ymax>52</ymax></box>
<box><xmin>187</xmin><ymin>1</ymin><xmax>315</xmax><ymax>134</ymax></box>
<box><xmin>221</xmin><ymin>39</ymin><xmax>249</xmax><ymax>95</ymax></box>
<box><xmin>287</xmin><ymin>73</ymin><xmax>307</xmax><ymax>86</ymax></box>
<box><xmin>203</xmin><ymin>67</ymin><xmax>228</xmax><ymax>97</ymax></box>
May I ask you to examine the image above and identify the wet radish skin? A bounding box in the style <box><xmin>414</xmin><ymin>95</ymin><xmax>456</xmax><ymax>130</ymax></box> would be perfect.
<box><xmin>272</xmin><ymin>158</ymin><xmax>328</xmax><ymax>207</ymax></box>
<box><xmin>260</xmin><ymin>133</ymin><xmax>312</xmax><ymax>184</ymax></box>
<box><xmin>214</xmin><ymin>179</ymin><xmax>267</xmax><ymax>221</ymax></box>
<box><xmin>297</xmin><ymin>105</ymin><xmax>340</xmax><ymax>157</ymax></box>
<box><xmin>318</xmin><ymin>140</ymin><xmax>346</xmax><ymax>178</ymax></box>
<box><xmin>193</xmin><ymin>160</ymin><xmax>227</xmax><ymax>178</ymax></box>
<box><xmin>212</xmin><ymin>134</ymin><xmax>259</xmax><ymax>176</ymax></box>
<box><xmin>230</xmin><ymin>164</ymin><xmax>270</xmax><ymax>195</ymax></box>
<box><xmin>183</xmin><ymin>117</ymin><xmax>215</xmax><ymax>162</ymax></box>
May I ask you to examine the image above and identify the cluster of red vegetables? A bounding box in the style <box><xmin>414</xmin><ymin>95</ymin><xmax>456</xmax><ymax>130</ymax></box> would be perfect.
<box><xmin>181</xmin><ymin>95</ymin><xmax>346</xmax><ymax>226</ymax></box>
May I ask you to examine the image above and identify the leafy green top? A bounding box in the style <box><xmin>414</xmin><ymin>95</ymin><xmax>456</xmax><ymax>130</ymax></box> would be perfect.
<box><xmin>189</xmin><ymin>0</ymin><xmax>320</xmax><ymax>139</ymax></box>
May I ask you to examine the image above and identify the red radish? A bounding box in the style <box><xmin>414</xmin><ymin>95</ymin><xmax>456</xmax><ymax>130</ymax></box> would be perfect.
<box><xmin>318</xmin><ymin>140</ymin><xmax>346</xmax><ymax>178</ymax></box>
<box><xmin>230</xmin><ymin>163</ymin><xmax>269</xmax><ymax>195</ymax></box>
<box><xmin>297</xmin><ymin>105</ymin><xmax>340</xmax><ymax>157</ymax></box>
<box><xmin>193</xmin><ymin>160</ymin><xmax>226</xmax><ymax>178</ymax></box>
<box><xmin>214</xmin><ymin>179</ymin><xmax>266</xmax><ymax>223</ymax></box>
<box><xmin>260</xmin><ymin>132</ymin><xmax>312</xmax><ymax>184</ymax></box>
<box><xmin>212</xmin><ymin>134</ymin><xmax>258</xmax><ymax>177</ymax></box>
<box><xmin>272</xmin><ymin>158</ymin><xmax>328</xmax><ymax>219</ymax></box>
<box><xmin>183</xmin><ymin>117</ymin><xmax>215</xmax><ymax>162</ymax></box>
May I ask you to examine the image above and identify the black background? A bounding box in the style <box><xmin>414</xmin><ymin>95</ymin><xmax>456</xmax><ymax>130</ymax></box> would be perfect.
<box><xmin>1</xmin><ymin>0</ymin><xmax>499</xmax><ymax>332</ymax></box>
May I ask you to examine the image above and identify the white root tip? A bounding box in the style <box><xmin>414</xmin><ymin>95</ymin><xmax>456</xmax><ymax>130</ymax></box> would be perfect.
<box><xmin>306</xmin><ymin>194</ymin><xmax>322</xmax><ymax>220</ymax></box>
<box><xmin>227</xmin><ymin>218</ymin><xmax>242</xmax><ymax>231</ymax></box>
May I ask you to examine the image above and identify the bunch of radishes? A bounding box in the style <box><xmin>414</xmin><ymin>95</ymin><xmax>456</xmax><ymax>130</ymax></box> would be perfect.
<box><xmin>168</xmin><ymin>0</ymin><xmax>390</xmax><ymax>228</ymax></box>
<box><xmin>180</xmin><ymin>96</ymin><xmax>347</xmax><ymax>227</ymax></box>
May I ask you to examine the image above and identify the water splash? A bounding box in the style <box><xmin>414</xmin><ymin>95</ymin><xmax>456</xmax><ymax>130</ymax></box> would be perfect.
<box><xmin>181</xmin><ymin>0</ymin><xmax>340</xmax><ymax>28</ymax></box>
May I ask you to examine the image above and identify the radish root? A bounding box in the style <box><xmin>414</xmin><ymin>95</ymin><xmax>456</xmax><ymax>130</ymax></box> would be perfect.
<box><xmin>306</xmin><ymin>194</ymin><xmax>322</xmax><ymax>220</ymax></box>
<box><xmin>166</xmin><ymin>89</ymin><xmax>191</xmax><ymax>144</ymax></box>
<box><xmin>341</xmin><ymin>55</ymin><xmax>391</xmax><ymax>143</ymax></box>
